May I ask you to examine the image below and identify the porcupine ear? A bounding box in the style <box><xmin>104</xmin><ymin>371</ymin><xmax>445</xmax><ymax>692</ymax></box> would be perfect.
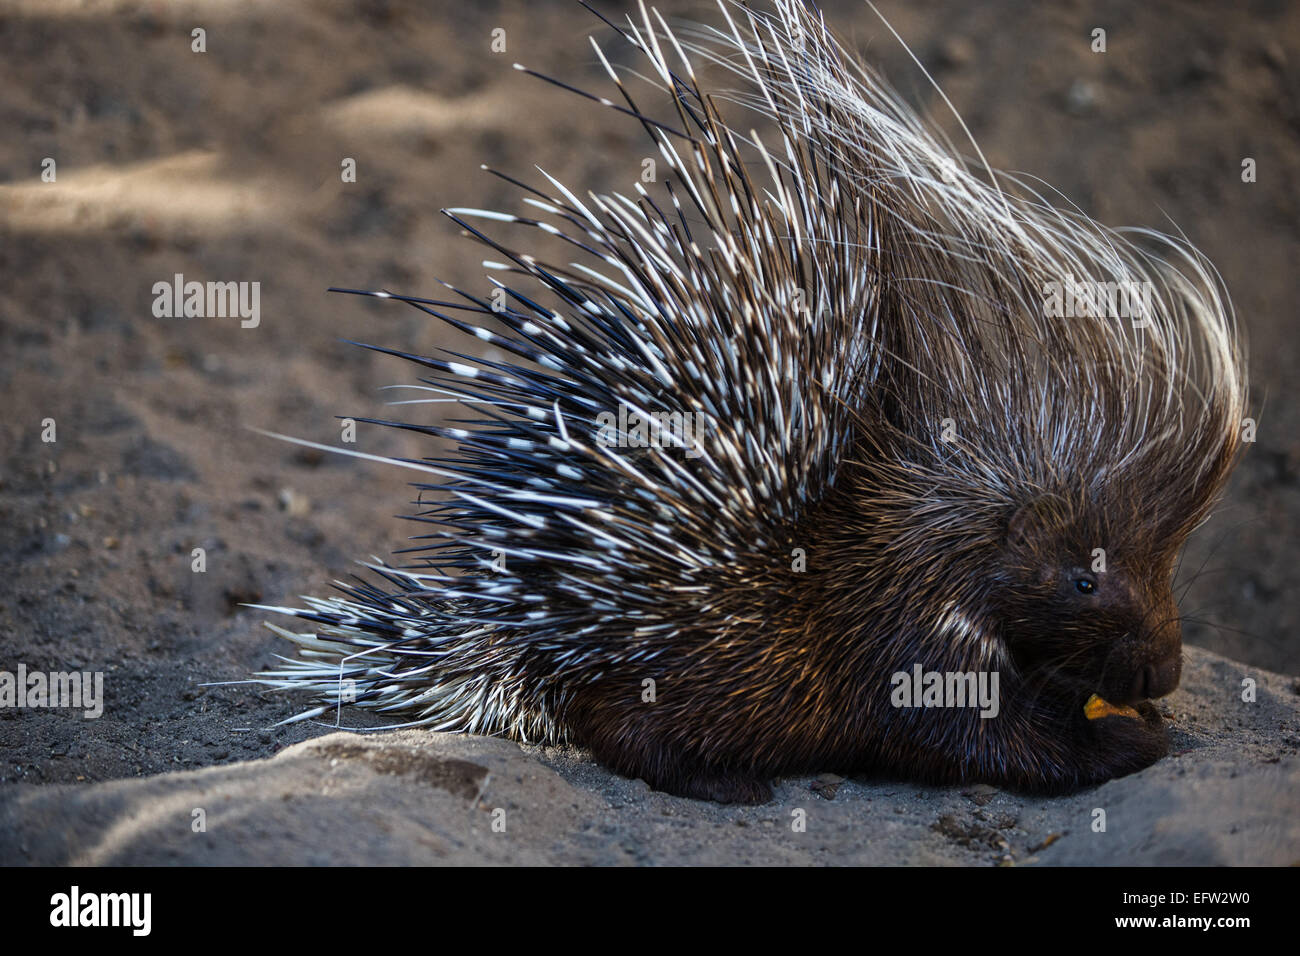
<box><xmin>1004</xmin><ymin>496</ymin><xmax>1067</xmax><ymax>556</ymax></box>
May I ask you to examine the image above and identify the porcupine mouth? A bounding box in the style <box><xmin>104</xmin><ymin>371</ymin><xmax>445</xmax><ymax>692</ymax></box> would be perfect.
<box><xmin>1083</xmin><ymin>655</ymin><xmax>1181</xmax><ymax>719</ymax></box>
<box><xmin>1023</xmin><ymin>648</ymin><xmax>1175</xmax><ymax>715</ymax></box>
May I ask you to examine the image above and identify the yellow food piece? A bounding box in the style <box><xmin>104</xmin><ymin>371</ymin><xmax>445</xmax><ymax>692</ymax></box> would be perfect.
<box><xmin>1084</xmin><ymin>693</ymin><xmax>1141</xmax><ymax>721</ymax></box>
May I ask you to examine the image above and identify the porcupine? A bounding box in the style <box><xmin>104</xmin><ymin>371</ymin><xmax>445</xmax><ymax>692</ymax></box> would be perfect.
<box><xmin>253</xmin><ymin>0</ymin><xmax>1248</xmax><ymax>803</ymax></box>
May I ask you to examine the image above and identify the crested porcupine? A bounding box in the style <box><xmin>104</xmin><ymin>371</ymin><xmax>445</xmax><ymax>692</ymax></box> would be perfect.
<box><xmin>253</xmin><ymin>0</ymin><xmax>1248</xmax><ymax>803</ymax></box>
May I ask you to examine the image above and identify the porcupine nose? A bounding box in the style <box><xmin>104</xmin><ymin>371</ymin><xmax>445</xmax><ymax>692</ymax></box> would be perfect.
<box><xmin>1129</xmin><ymin>653</ymin><xmax>1181</xmax><ymax>700</ymax></box>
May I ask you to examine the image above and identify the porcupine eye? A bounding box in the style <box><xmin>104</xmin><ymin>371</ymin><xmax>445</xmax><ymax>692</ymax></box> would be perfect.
<box><xmin>1073</xmin><ymin>575</ymin><xmax>1098</xmax><ymax>595</ymax></box>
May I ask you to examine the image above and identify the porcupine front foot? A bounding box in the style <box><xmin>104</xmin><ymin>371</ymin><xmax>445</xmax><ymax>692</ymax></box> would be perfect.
<box><xmin>1005</xmin><ymin>698</ymin><xmax>1171</xmax><ymax>795</ymax></box>
<box><xmin>1071</xmin><ymin>699</ymin><xmax>1170</xmax><ymax>787</ymax></box>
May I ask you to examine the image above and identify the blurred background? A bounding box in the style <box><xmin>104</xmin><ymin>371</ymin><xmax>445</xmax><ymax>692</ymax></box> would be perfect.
<box><xmin>1</xmin><ymin>0</ymin><xmax>1297</xmax><ymax>785</ymax></box>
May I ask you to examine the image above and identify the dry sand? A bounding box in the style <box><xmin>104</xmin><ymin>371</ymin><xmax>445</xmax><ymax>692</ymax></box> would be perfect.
<box><xmin>2</xmin><ymin>645</ymin><xmax>1298</xmax><ymax>865</ymax></box>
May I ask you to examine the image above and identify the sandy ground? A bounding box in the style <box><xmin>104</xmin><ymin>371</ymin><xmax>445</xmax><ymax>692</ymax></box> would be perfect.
<box><xmin>0</xmin><ymin>0</ymin><xmax>1298</xmax><ymax>864</ymax></box>
<box><xmin>2</xmin><ymin>646</ymin><xmax>1297</xmax><ymax>865</ymax></box>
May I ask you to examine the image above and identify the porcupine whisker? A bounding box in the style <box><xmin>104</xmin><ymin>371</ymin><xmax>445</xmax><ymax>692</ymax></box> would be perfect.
<box><xmin>1173</xmin><ymin>508</ymin><xmax>1264</xmax><ymax>604</ymax></box>
<box><xmin>1177</xmin><ymin>617</ymin><xmax>1273</xmax><ymax>650</ymax></box>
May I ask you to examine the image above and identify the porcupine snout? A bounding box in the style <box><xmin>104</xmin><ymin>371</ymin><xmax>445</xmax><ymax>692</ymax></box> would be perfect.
<box><xmin>1129</xmin><ymin>635</ymin><xmax>1183</xmax><ymax>701</ymax></box>
<box><xmin>1134</xmin><ymin>585</ymin><xmax>1184</xmax><ymax>700</ymax></box>
<box><xmin>1114</xmin><ymin>605</ymin><xmax>1183</xmax><ymax>703</ymax></box>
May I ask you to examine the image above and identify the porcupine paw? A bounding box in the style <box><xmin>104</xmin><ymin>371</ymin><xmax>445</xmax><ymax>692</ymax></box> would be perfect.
<box><xmin>1081</xmin><ymin>698</ymin><xmax>1170</xmax><ymax>783</ymax></box>
<box><xmin>671</xmin><ymin>770</ymin><xmax>773</xmax><ymax>805</ymax></box>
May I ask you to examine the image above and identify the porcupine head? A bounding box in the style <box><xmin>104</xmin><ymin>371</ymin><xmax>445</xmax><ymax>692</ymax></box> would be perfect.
<box><xmin>256</xmin><ymin>0</ymin><xmax>1249</xmax><ymax>803</ymax></box>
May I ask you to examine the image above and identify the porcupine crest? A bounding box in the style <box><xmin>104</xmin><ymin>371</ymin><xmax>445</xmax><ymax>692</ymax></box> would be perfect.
<box><xmin>255</xmin><ymin>0</ymin><xmax>1248</xmax><ymax>801</ymax></box>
